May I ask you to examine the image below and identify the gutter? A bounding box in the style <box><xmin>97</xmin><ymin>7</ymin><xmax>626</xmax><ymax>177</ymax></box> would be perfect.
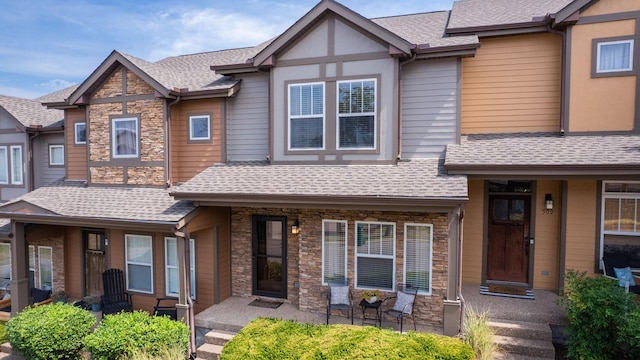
<box><xmin>458</xmin><ymin>204</ymin><xmax>466</xmax><ymax>335</ymax></box>
<box><xmin>27</xmin><ymin>128</ymin><xmax>40</xmax><ymax>192</ymax></box>
<box><xmin>166</xmin><ymin>96</ymin><xmax>181</xmax><ymax>187</ymax></box>
<box><xmin>547</xmin><ymin>23</ymin><xmax>567</xmax><ymax>135</ymax></box>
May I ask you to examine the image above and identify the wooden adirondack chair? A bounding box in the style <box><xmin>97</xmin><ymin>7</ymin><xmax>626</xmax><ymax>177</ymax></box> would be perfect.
<box><xmin>101</xmin><ymin>269</ymin><xmax>133</xmax><ymax>315</ymax></box>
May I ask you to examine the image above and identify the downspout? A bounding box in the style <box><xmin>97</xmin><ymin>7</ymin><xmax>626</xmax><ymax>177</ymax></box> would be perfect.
<box><xmin>397</xmin><ymin>52</ymin><xmax>417</xmax><ymax>161</ymax></box>
<box><xmin>547</xmin><ymin>23</ymin><xmax>567</xmax><ymax>135</ymax></box>
<box><xmin>258</xmin><ymin>69</ymin><xmax>272</xmax><ymax>161</ymax></box>
<box><xmin>28</xmin><ymin>129</ymin><xmax>40</xmax><ymax>192</ymax></box>
<box><xmin>166</xmin><ymin>96</ymin><xmax>181</xmax><ymax>187</ymax></box>
<box><xmin>174</xmin><ymin>227</ymin><xmax>196</xmax><ymax>359</ymax></box>
<box><xmin>458</xmin><ymin>204</ymin><xmax>466</xmax><ymax>335</ymax></box>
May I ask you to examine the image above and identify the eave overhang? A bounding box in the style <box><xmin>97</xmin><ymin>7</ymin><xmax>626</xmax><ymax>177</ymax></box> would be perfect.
<box><xmin>447</xmin><ymin>21</ymin><xmax>550</xmax><ymax>37</ymax></box>
<box><xmin>446</xmin><ymin>164</ymin><xmax>640</xmax><ymax>178</ymax></box>
<box><xmin>167</xmin><ymin>81</ymin><xmax>242</xmax><ymax>100</ymax></box>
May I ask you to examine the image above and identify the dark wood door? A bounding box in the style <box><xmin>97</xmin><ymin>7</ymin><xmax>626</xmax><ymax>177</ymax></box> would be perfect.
<box><xmin>487</xmin><ymin>195</ymin><xmax>531</xmax><ymax>283</ymax></box>
<box><xmin>84</xmin><ymin>231</ymin><xmax>106</xmax><ymax>297</ymax></box>
<box><xmin>252</xmin><ymin>216</ymin><xmax>287</xmax><ymax>298</ymax></box>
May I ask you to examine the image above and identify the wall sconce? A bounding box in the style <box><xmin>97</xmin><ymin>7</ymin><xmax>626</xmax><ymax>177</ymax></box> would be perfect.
<box><xmin>544</xmin><ymin>194</ymin><xmax>554</xmax><ymax>214</ymax></box>
<box><xmin>291</xmin><ymin>219</ymin><xmax>300</xmax><ymax>235</ymax></box>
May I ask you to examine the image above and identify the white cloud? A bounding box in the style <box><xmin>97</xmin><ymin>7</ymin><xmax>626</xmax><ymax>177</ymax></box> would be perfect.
<box><xmin>39</xmin><ymin>79</ymin><xmax>77</xmax><ymax>92</ymax></box>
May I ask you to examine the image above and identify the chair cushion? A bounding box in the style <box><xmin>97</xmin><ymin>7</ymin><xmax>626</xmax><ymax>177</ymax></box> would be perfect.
<box><xmin>614</xmin><ymin>267</ymin><xmax>636</xmax><ymax>287</ymax></box>
<box><xmin>392</xmin><ymin>290</ymin><xmax>415</xmax><ymax>315</ymax></box>
<box><xmin>330</xmin><ymin>285</ymin><xmax>350</xmax><ymax>305</ymax></box>
<box><xmin>31</xmin><ymin>288</ymin><xmax>52</xmax><ymax>303</ymax></box>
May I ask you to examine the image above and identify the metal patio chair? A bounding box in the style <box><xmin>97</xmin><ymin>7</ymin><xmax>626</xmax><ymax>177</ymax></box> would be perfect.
<box><xmin>382</xmin><ymin>283</ymin><xmax>418</xmax><ymax>333</ymax></box>
<box><xmin>326</xmin><ymin>277</ymin><xmax>354</xmax><ymax>325</ymax></box>
<box><xmin>154</xmin><ymin>297</ymin><xmax>178</xmax><ymax>320</ymax></box>
<box><xmin>101</xmin><ymin>268</ymin><xmax>133</xmax><ymax>315</ymax></box>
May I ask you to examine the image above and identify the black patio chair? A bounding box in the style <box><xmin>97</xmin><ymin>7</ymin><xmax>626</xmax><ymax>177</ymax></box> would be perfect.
<box><xmin>601</xmin><ymin>254</ymin><xmax>640</xmax><ymax>294</ymax></box>
<box><xmin>382</xmin><ymin>283</ymin><xmax>418</xmax><ymax>333</ymax></box>
<box><xmin>101</xmin><ymin>268</ymin><xmax>133</xmax><ymax>315</ymax></box>
<box><xmin>326</xmin><ymin>277</ymin><xmax>354</xmax><ymax>325</ymax></box>
<box><xmin>154</xmin><ymin>297</ymin><xmax>178</xmax><ymax>320</ymax></box>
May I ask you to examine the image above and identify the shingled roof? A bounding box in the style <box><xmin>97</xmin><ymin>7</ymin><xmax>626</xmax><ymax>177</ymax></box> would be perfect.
<box><xmin>445</xmin><ymin>133</ymin><xmax>640</xmax><ymax>175</ymax></box>
<box><xmin>0</xmin><ymin>94</ymin><xmax>63</xmax><ymax>128</ymax></box>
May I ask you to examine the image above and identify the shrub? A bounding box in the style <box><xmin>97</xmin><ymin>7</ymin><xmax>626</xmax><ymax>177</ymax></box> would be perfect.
<box><xmin>220</xmin><ymin>317</ymin><xmax>473</xmax><ymax>360</ymax></box>
<box><xmin>120</xmin><ymin>346</ymin><xmax>187</xmax><ymax>360</ymax></box>
<box><xmin>84</xmin><ymin>310</ymin><xmax>189</xmax><ymax>360</ymax></box>
<box><xmin>6</xmin><ymin>303</ymin><xmax>96</xmax><ymax>360</ymax></box>
<box><xmin>461</xmin><ymin>306</ymin><xmax>499</xmax><ymax>360</ymax></box>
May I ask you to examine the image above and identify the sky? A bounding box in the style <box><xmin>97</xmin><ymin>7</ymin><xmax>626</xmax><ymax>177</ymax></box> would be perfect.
<box><xmin>0</xmin><ymin>0</ymin><xmax>456</xmax><ymax>99</ymax></box>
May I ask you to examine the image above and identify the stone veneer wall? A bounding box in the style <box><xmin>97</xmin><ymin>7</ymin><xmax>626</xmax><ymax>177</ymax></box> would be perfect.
<box><xmin>28</xmin><ymin>234</ymin><xmax>65</xmax><ymax>293</ymax></box>
<box><xmin>231</xmin><ymin>207</ymin><xmax>450</xmax><ymax>328</ymax></box>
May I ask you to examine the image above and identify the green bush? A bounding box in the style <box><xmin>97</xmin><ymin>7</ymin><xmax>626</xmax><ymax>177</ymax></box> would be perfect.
<box><xmin>559</xmin><ymin>270</ymin><xmax>640</xmax><ymax>359</ymax></box>
<box><xmin>220</xmin><ymin>317</ymin><xmax>473</xmax><ymax>360</ymax></box>
<box><xmin>83</xmin><ymin>310</ymin><xmax>189</xmax><ymax>360</ymax></box>
<box><xmin>6</xmin><ymin>303</ymin><xmax>96</xmax><ymax>360</ymax></box>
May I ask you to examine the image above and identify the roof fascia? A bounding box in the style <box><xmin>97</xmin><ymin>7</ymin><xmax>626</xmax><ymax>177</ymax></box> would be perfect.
<box><xmin>0</xmin><ymin>200</ymin><xmax>58</xmax><ymax>215</ymax></box>
<box><xmin>42</xmin><ymin>102</ymin><xmax>80</xmax><ymax>110</ymax></box>
<box><xmin>554</xmin><ymin>0</ymin><xmax>598</xmax><ymax>24</ymax></box>
<box><xmin>210</xmin><ymin>64</ymin><xmax>260</xmax><ymax>76</ymax></box>
<box><xmin>415</xmin><ymin>43</ymin><xmax>480</xmax><ymax>57</ymax></box>
<box><xmin>168</xmin><ymin>81</ymin><xmax>242</xmax><ymax>100</ymax></box>
<box><xmin>252</xmin><ymin>0</ymin><xmax>412</xmax><ymax>67</ymax></box>
<box><xmin>67</xmin><ymin>51</ymin><xmax>171</xmax><ymax>105</ymax></box>
<box><xmin>446</xmin><ymin>164</ymin><xmax>640</xmax><ymax>176</ymax></box>
<box><xmin>447</xmin><ymin>21</ymin><xmax>550</xmax><ymax>36</ymax></box>
<box><xmin>0</xmin><ymin>212</ymin><xmax>181</xmax><ymax>232</ymax></box>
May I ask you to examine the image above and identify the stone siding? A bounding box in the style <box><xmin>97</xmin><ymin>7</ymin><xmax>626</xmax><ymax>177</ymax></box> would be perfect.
<box><xmin>126</xmin><ymin>70</ymin><xmax>154</xmax><ymax>95</ymax></box>
<box><xmin>27</xmin><ymin>228</ymin><xmax>65</xmax><ymax>293</ymax></box>
<box><xmin>92</xmin><ymin>68</ymin><xmax>123</xmax><ymax>99</ymax></box>
<box><xmin>231</xmin><ymin>207</ymin><xmax>450</xmax><ymax>328</ymax></box>
<box><xmin>127</xmin><ymin>166</ymin><xmax>164</xmax><ymax>185</ymax></box>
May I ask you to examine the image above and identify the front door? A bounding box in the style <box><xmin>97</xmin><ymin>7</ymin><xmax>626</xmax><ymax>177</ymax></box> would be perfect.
<box><xmin>487</xmin><ymin>195</ymin><xmax>531</xmax><ymax>283</ymax></box>
<box><xmin>252</xmin><ymin>216</ymin><xmax>287</xmax><ymax>298</ymax></box>
<box><xmin>84</xmin><ymin>230</ymin><xmax>106</xmax><ymax>297</ymax></box>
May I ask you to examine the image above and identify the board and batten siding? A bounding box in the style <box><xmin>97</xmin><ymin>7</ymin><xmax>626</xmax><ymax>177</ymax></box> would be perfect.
<box><xmin>461</xmin><ymin>33</ymin><xmax>562</xmax><ymax>134</ymax></box>
<box><xmin>33</xmin><ymin>133</ymin><xmax>65</xmax><ymax>188</ymax></box>
<box><xmin>226</xmin><ymin>73</ymin><xmax>269</xmax><ymax>161</ymax></box>
<box><xmin>401</xmin><ymin>59</ymin><xmax>458</xmax><ymax>159</ymax></box>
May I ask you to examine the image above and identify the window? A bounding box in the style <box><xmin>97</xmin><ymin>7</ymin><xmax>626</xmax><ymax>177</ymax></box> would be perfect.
<box><xmin>10</xmin><ymin>146</ymin><xmax>22</xmax><ymax>185</ymax></box>
<box><xmin>75</xmin><ymin>122</ymin><xmax>86</xmax><ymax>144</ymax></box>
<box><xmin>0</xmin><ymin>147</ymin><xmax>7</xmax><ymax>185</ymax></box>
<box><xmin>322</xmin><ymin>220</ymin><xmax>347</xmax><ymax>284</ymax></box>
<box><xmin>404</xmin><ymin>224</ymin><xmax>433</xmax><ymax>295</ymax></box>
<box><xmin>0</xmin><ymin>243</ymin><xmax>10</xmax><ymax>291</ymax></box>
<box><xmin>601</xmin><ymin>182</ymin><xmax>640</xmax><ymax>266</ymax></box>
<box><xmin>597</xmin><ymin>40</ymin><xmax>634</xmax><ymax>73</ymax></box>
<box><xmin>165</xmin><ymin>237</ymin><xmax>196</xmax><ymax>298</ymax></box>
<box><xmin>355</xmin><ymin>221</ymin><xmax>395</xmax><ymax>291</ymax></box>
<box><xmin>49</xmin><ymin>145</ymin><xmax>64</xmax><ymax>166</ymax></box>
<box><xmin>189</xmin><ymin>115</ymin><xmax>211</xmax><ymax>141</ymax></box>
<box><xmin>112</xmin><ymin>117</ymin><xmax>138</xmax><ymax>158</ymax></box>
<box><xmin>38</xmin><ymin>246</ymin><xmax>52</xmax><ymax>290</ymax></box>
<box><xmin>288</xmin><ymin>83</ymin><xmax>324</xmax><ymax>150</ymax></box>
<box><xmin>125</xmin><ymin>234</ymin><xmax>153</xmax><ymax>293</ymax></box>
<box><xmin>29</xmin><ymin>245</ymin><xmax>35</xmax><ymax>289</ymax></box>
<box><xmin>338</xmin><ymin>79</ymin><xmax>376</xmax><ymax>149</ymax></box>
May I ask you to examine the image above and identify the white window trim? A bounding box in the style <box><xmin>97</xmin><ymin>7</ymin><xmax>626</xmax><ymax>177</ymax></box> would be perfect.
<box><xmin>49</xmin><ymin>145</ymin><xmax>64</xmax><ymax>166</ymax></box>
<box><xmin>29</xmin><ymin>245</ymin><xmax>35</xmax><ymax>288</ymax></box>
<box><xmin>38</xmin><ymin>246</ymin><xmax>53</xmax><ymax>291</ymax></box>
<box><xmin>321</xmin><ymin>220</ymin><xmax>348</xmax><ymax>285</ymax></box>
<box><xmin>287</xmin><ymin>82</ymin><xmax>326</xmax><ymax>151</ymax></box>
<box><xmin>112</xmin><ymin>117</ymin><xmax>139</xmax><ymax>159</ymax></box>
<box><xmin>164</xmin><ymin>237</ymin><xmax>196</xmax><ymax>299</ymax></box>
<box><xmin>354</xmin><ymin>221</ymin><xmax>396</xmax><ymax>291</ymax></box>
<box><xmin>10</xmin><ymin>145</ymin><xmax>22</xmax><ymax>185</ymax></box>
<box><xmin>599</xmin><ymin>181</ymin><xmax>640</xmax><ymax>264</ymax></box>
<box><xmin>125</xmin><ymin>234</ymin><xmax>154</xmax><ymax>294</ymax></box>
<box><xmin>336</xmin><ymin>78</ymin><xmax>377</xmax><ymax>150</ymax></box>
<box><xmin>0</xmin><ymin>147</ymin><xmax>7</xmax><ymax>185</ymax></box>
<box><xmin>0</xmin><ymin>243</ymin><xmax>11</xmax><ymax>287</ymax></box>
<box><xmin>74</xmin><ymin>122</ymin><xmax>86</xmax><ymax>145</ymax></box>
<box><xmin>596</xmin><ymin>39</ymin><xmax>634</xmax><ymax>73</ymax></box>
<box><xmin>189</xmin><ymin>115</ymin><xmax>211</xmax><ymax>141</ymax></box>
<box><xmin>403</xmin><ymin>223</ymin><xmax>433</xmax><ymax>296</ymax></box>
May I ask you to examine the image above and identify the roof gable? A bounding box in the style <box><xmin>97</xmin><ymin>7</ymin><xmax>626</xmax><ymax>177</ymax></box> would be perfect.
<box><xmin>0</xmin><ymin>200</ymin><xmax>58</xmax><ymax>216</ymax></box>
<box><xmin>0</xmin><ymin>95</ymin><xmax>63</xmax><ymax>129</ymax></box>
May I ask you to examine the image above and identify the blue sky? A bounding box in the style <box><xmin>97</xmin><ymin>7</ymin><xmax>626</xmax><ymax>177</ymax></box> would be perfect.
<box><xmin>0</xmin><ymin>0</ymin><xmax>456</xmax><ymax>99</ymax></box>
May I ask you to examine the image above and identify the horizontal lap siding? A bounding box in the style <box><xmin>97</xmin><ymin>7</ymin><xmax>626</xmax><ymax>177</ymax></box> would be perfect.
<box><xmin>533</xmin><ymin>181</ymin><xmax>561</xmax><ymax>290</ymax></box>
<box><xmin>462</xmin><ymin>33</ymin><xmax>562</xmax><ymax>134</ymax></box>
<box><xmin>36</xmin><ymin>133</ymin><xmax>65</xmax><ymax>187</ymax></box>
<box><xmin>565</xmin><ymin>181</ymin><xmax>598</xmax><ymax>275</ymax></box>
<box><xmin>462</xmin><ymin>180</ymin><xmax>484</xmax><ymax>285</ymax></box>
<box><xmin>401</xmin><ymin>59</ymin><xmax>458</xmax><ymax>159</ymax></box>
<box><xmin>227</xmin><ymin>73</ymin><xmax>269</xmax><ymax>161</ymax></box>
<box><xmin>66</xmin><ymin>109</ymin><xmax>87</xmax><ymax>181</ymax></box>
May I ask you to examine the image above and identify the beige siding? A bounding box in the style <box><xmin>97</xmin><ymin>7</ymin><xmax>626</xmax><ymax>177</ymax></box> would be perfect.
<box><xmin>66</xmin><ymin>109</ymin><xmax>87</xmax><ymax>181</ymax></box>
<box><xmin>582</xmin><ymin>0</ymin><xmax>640</xmax><ymax>16</ymax></box>
<box><xmin>461</xmin><ymin>33</ymin><xmax>562</xmax><ymax>134</ymax></box>
<box><xmin>533</xmin><ymin>181</ymin><xmax>561</xmax><ymax>290</ymax></box>
<box><xmin>462</xmin><ymin>180</ymin><xmax>484</xmax><ymax>285</ymax></box>
<box><xmin>565</xmin><ymin>181</ymin><xmax>598</xmax><ymax>274</ymax></box>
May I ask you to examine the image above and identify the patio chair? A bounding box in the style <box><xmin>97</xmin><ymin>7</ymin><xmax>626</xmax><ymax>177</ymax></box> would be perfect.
<box><xmin>154</xmin><ymin>297</ymin><xmax>178</xmax><ymax>320</ymax></box>
<box><xmin>101</xmin><ymin>268</ymin><xmax>133</xmax><ymax>315</ymax></box>
<box><xmin>601</xmin><ymin>254</ymin><xmax>640</xmax><ymax>294</ymax></box>
<box><xmin>382</xmin><ymin>283</ymin><xmax>418</xmax><ymax>333</ymax></box>
<box><xmin>326</xmin><ymin>278</ymin><xmax>354</xmax><ymax>325</ymax></box>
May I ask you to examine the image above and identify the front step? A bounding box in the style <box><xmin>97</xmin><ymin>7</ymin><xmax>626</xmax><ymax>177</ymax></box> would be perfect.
<box><xmin>195</xmin><ymin>330</ymin><xmax>236</xmax><ymax>360</ymax></box>
<box><xmin>488</xmin><ymin>319</ymin><xmax>552</xmax><ymax>341</ymax></box>
<box><xmin>488</xmin><ymin>319</ymin><xmax>555</xmax><ymax>359</ymax></box>
<box><xmin>494</xmin><ymin>335</ymin><xmax>555</xmax><ymax>359</ymax></box>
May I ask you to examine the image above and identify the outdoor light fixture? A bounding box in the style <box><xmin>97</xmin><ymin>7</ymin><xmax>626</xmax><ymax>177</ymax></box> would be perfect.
<box><xmin>544</xmin><ymin>194</ymin><xmax>554</xmax><ymax>214</ymax></box>
<box><xmin>291</xmin><ymin>219</ymin><xmax>300</xmax><ymax>235</ymax></box>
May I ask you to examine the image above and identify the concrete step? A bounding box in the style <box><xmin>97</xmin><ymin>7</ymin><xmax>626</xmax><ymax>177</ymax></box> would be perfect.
<box><xmin>0</xmin><ymin>343</ymin><xmax>19</xmax><ymax>357</ymax></box>
<box><xmin>196</xmin><ymin>343</ymin><xmax>223</xmax><ymax>360</ymax></box>
<box><xmin>494</xmin><ymin>335</ymin><xmax>555</xmax><ymax>359</ymax></box>
<box><xmin>0</xmin><ymin>354</ymin><xmax>23</xmax><ymax>360</ymax></box>
<box><xmin>204</xmin><ymin>330</ymin><xmax>235</xmax><ymax>346</ymax></box>
<box><xmin>488</xmin><ymin>319</ymin><xmax>552</xmax><ymax>341</ymax></box>
<box><xmin>494</xmin><ymin>352</ymin><xmax>556</xmax><ymax>360</ymax></box>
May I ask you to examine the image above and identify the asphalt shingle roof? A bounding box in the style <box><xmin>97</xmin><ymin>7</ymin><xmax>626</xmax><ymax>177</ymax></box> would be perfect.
<box><xmin>173</xmin><ymin>159</ymin><xmax>468</xmax><ymax>200</ymax></box>
<box><xmin>0</xmin><ymin>181</ymin><xmax>196</xmax><ymax>223</ymax></box>
<box><xmin>36</xmin><ymin>84</ymin><xmax>80</xmax><ymax>104</ymax></box>
<box><xmin>0</xmin><ymin>94</ymin><xmax>63</xmax><ymax>128</ymax></box>
<box><xmin>445</xmin><ymin>133</ymin><xmax>640</xmax><ymax>167</ymax></box>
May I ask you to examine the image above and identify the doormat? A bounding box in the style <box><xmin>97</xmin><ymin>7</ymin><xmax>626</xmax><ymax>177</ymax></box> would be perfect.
<box><xmin>480</xmin><ymin>285</ymin><xmax>535</xmax><ymax>300</ymax></box>
<box><xmin>249</xmin><ymin>299</ymin><xmax>283</xmax><ymax>309</ymax></box>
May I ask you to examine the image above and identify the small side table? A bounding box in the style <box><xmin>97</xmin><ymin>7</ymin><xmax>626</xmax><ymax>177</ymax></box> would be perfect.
<box><xmin>359</xmin><ymin>299</ymin><xmax>382</xmax><ymax>327</ymax></box>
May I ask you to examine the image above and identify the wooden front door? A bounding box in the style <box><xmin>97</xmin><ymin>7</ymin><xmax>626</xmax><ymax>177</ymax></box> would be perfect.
<box><xmin>487</xmin><ymin>195</ymin><xmax>531</xmax><ymax>283</ymax></box>
<box><xmin>84</xmin><ymin>230</ymin><xmax>106</xmax><ymax>297</ymax></box>
<box><xmin>252</xmin><ymin>216</ymin><xmax>287</xmax><ymax>298</ymax></box>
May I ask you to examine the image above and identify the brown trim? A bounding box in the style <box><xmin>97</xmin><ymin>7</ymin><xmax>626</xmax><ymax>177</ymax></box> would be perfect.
<box><xmin>328</xmin><ymin>16</ymin><xmax>335</xmax><ymax>58</ymax></box>
<box><xmin>594</xmin><ymin>181</ymin><xmax>603</xmax><ymax>274</ymax></box>
<box><xmin>564</xmin><ymin>26</ymin><xmax>572</xmax><ymax>133</ymax></box>
<box><xmin>636</xmin><ymin>19</ymin><xmax>640</xmax><ymax>131</ymax></box>
<box><xmin>554</xmin><ymin>0</ymin><xmax>594</xmax><ymax>25</ymax></box>
<box><xmin>481</xmin><ymin>181</ymin><xmax>489</xmax><ymax>286</ymax></box>
<box><xmin>89</xmin><ymin>94</ymin><xmax>157</xmax><ymax>104</ymax></box>
<box><xmin>414</xmin><ymin>43</ymin><xmax>480</xmax><ymax>55</ymax></box>
<box><xmin>446</xmin><ymin>22</ymin><xmax>549</xmax><ymax>36</ymax></box>
<box><xmin>186</xmin><ymin>113</ymin><xmax>213</xmax><ymax>144</ymax></box>
<box><xmin>0</xmin><ymin>213</ymin><xmax>181</xmax><ymax>232</ymax></box>
<box><xmin>277</xmin><ymin>52</ymin><xmax>391</xmax><ymax>68</ymax></box>
<box><xmin>0</xmin><ymin>129</ymin><xmax>24</xmax><ymax>135</ymax></box>
<box><xmin>591</xmin><ymin>36</ymin><xmax>636</xmax><ymax>78</ymax></box>
<box><xmin>558</xmin><ymin>180</ymin><xmax>568</xmax><ymax>290</ymax></box>
<box><xmin>109</xmin><ymin>114</ymin><xmax>141</xmax><ymax>160</ymax></box>
<box><xmin>576</xmin><ymin>11</ymin><xmax>640</xmax><ymax>25</ymax></box>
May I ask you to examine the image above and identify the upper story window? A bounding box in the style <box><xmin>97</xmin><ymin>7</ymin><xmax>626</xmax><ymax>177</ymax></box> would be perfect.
<box><xmin>337</xmin><ymin>79</ymin><xmax>376</xmax><ymax>150</ymax></box>
<box><xmin>288</xmin><ymin>82</ymin><xmax>324</xmax><ymax>150</ymax></box>
<box><xmin>10</xmin><ymin>146</ymin><xmax>22</xmax><ymax>185</ymax></box>
<box><xmin>49</xmin><ymin>145</ymin><xmax>64</xmax><ymax>166</ymax></box>
<box><xmin>595</xmin><ymin>39</ymin><xmax>634</xmax><ymax>75</ymax></box>
<box><xmin>75</xmin><ymin>122</ymin><xmax>86</xmax><ymax>145</ymax></box>
<box><xmin>189</xmin><ymin>115</ymin><xmax>211</xmax><ymax>141</ymax></box>
<box><xmin>0</xmin><ymin>148</ymin><xmax>7</xmax><ymax>184</ymax></box>
<box><xmin>112</xmin><ymin>117</ymin><xmax>139</xmax><ymax>158</ymax></box>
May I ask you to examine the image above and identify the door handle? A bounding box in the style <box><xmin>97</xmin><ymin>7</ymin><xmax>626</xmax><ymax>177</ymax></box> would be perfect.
<box><xmin>525</xmin><ymin>237</ymin><xmax>534</xmax><ymax>255</ymax></box>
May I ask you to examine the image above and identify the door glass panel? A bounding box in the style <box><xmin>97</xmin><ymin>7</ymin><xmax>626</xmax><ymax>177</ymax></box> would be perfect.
<box><xmin>493</xmin><ymin>199</ymin><xmax>508</xmax><ymax>220</ymax></box>
<box><xmin>254</xmin><ymin>217</ymin><xmax>286</xmax><ymax>297</ymax></box>
<box><xmin>510</xmin><ymin>200</ymin><xmax>525</xmax><ymax>221</ymax></box>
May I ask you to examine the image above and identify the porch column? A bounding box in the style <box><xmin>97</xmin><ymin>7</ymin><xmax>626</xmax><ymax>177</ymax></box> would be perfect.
<box><xmin>175</xmin><ymin>232</ymin><xmax>189</xmax><ymax>323</ymax></box>
<box><xmin>10</xmin><ymin>221</ymin><xmax>29</xmax><ymax>315</ymax></box>
<box><xmin>443</xmin><ymin>207</ymin><xmax>463</xmax><ymax>336</ymax></box>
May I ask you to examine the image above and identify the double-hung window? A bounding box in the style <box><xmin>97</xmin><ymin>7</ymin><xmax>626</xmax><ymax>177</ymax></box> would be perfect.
<box><xmin>322</xmin><ymin>220</ymin><xmax>347</xmax><ymax>284</ymax></box>
<box><xmin>0</xmin><ymin>147</ymin><xmax>7</xmax><ymax>185</ymax></box>
<box><xmin>75</xmin><ymin>122</ymin><xmax>86</xmax><ymax>145</ymax></box>
<box><xmin>288</xmin><ymin>83</ymin><xmax>324</xmax><ymax>150</ymax></box>
<box><xmin>125</xmin><ymin>234</ymin><xmax>153</xmax><ymax>293</ymax></box>
<box><xmin>355</xmin><ymin>221</ymin><xmax>395</xmax><ymax>291</ymax></box>
<box><xmin>38</xmin><ymin>246</ymin><xmax>53</xmax><ymax>290</ymax></box>
<box><xmin>337</xmin><ymin>79</ymin><xmax>376</xmax><ymax>149</ymax></box>
<box><xmin>165</xmin><ymin>237</ymin><xmax>196</xmax><ymax>298</ymax></box>
<box><xmin>10</xmin><ymin>146</ymin><xmax>22</xmax><ymax>185</ymax></box>
<box><xmin>112</xmin><ymin>117</ymin><xmax>139</xmax><ymax>158</ymax></box>
<box><xmin>29</xmin><ymin>245</ymin><xmax>35</xmax><ymax>289</ymax></box>
<box><xmin>596</xmin><ymin>39</ymin><xmax>634</xmax><ymax>74</ymax></box>
<box><xmin>601</xmin><ymin>182</ymin><xmax>640</xmax><ymax>264</ymax></box>
<box><xmin>49</xmin><ymin>145</ymin><xmax>64</xmax><ymax>166</ymax></box>
<box><xmin>404</xmin><ymin>224</ymin><xmax>433</xmax><ymax>295</ymax></box>
<box><xmin>0</xmin><ymin>243</ymin><xmax>10</xmax><ymax>291</ymax></box>
<box><xmin>189</xmin><ymin>115</ymin><xmax>211</xmax><ymax>141</ymax></box>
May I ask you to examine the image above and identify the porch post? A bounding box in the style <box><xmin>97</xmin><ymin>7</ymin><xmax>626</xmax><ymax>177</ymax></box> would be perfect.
<box><xmin>10</xmin><ymin>221</ymin><xmax>29</xmax><ymax>315</ymax></box>
<box><xmin>175</xmin><ymin>231</ymin><xmax>189</xmax><ymax>323</ymax></box>
<box><xmin>443</xmin><ymin>207</ymin><xmax>463</xmax><ymax>336</ymax></box>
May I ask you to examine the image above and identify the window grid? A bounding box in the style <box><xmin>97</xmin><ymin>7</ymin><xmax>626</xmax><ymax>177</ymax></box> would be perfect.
<box><xmin>125</xmin><ymin>234</ymin><xmax>154</xmax><ymax>293</ymax></box>
<box><xmin>322</xmin><ymin>220</ymin><xmax>348</xmax><ymax>285</ymax></box>
<box><xmin>602</xmin><ymin>181</ymin><xmax>640</xmax><ymax>235</ymax></box>
<box><xmin>337</xmin><ymin>79</ymin><xmax>376</xmax><ymax>150</ymax></box>
<box><xmin>404</xmin><ymin>223</ymin><xmax>433</xmax><ymax>295</ymax></box>
<box><xmin>10</xmin><ymin>146</ymin><xmax>22</xmax><ymax>185</ymax></box>
<box><xmin>164</xmin><ymin>237</ymin><xmax>196</xmax><ymax>298</ymax></box>
<box><xmin>288</xmin><ymin>82</ymin><xmax>325</xmax><ymax>150</ymax></box>
<box><xmin>355</xmin><ymin>221</ymin><xmax>395</xmax><ymax>291</ymax></box>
